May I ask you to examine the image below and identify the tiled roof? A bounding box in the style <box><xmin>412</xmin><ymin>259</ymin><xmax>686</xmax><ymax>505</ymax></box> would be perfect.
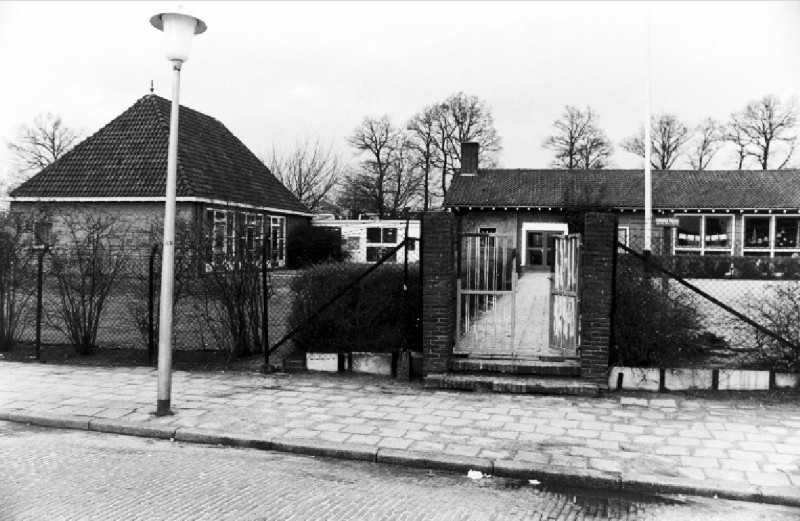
<box><xmin>10</xmin><ymin>95</ymin><xmax>310</xmax><ymax>215</ymax></box>
<box><xmin>444</xmin><ymin>169</ymin><xmax>800</xmax><ymax>210</ymax></box>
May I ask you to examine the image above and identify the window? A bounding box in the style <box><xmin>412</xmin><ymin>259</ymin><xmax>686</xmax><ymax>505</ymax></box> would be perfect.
<box><xmin>744</xmin><ymin>215</ymin><xmax>800</xmax><ymax>257</ymax></box>
<box><xmin>206</xmin><ymin>209</ymin><xmax>229</xmax><ymax>264</ymax></box>
<box><xmin>366</xmin><ymin>227</ymin><xmax>398</xmax><ymax>244</ymax></box>
<box><xmin>205</xmin><ymin>209</ymin><xmax>265</xmax><ymax>267</ymax></box>
<box><xmin>617</xmin><ymin>227</ymin><xmax>629</xmax><ymax>249</ymax></box>
<box><xmin>744</xmin><ymin>217</ymin><xmax>771</xmax><ymax>250</ymax></box>
<box><xmin>704</xmin><ymin>217</ymin><xmax>732</xmax><ymax>249</ymax></box>
<box><xmin>270</xmin><ymin>216</ymin><xmax>286</xmax><ymax>267</ymax></box>
<box><xmin>383</xmin><ymin>227</ymin><xmax>397</xmax><ymax>244</ymax></box>
<box><xmin>366</xmin><ymin>227</ymin><xmax>381</xmax><ymax>243</ymax></box>
<box><xmin>776</xmin><ymin>217</ymin><xmax>800</xmax><ymax>250</ymax></box>
<box><xmin>365</xmin><ymin>226</ymin><xmax>399</xmax><ymax>263</ymax></box>
<box><xmin>675</xmin><ymin>214</ymin><xmax>734</xmax><ymax>255</ymax></box>
<box><xmin>478</xmin><ymin>227</ymin><xmax>497</xmax><ymax>249</ymax></box>
<box><xmin>33</xmin><ymin>222</ymin><xmax>53</xmax><ymax>248</ymax></box>
<box><xmin>239</xmin><ymin>213</ymin><xmax>264</xmax><ymax>259</ymax></box>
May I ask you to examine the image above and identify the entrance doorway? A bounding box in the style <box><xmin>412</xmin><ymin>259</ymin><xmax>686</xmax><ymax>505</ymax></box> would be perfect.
<box><xmin>522</xmin><ymin>223</ymin><xmax>568</xmax><ymax>270</ymax></box>
<box><xmin>525</xmin><ymin>231</ymin><xmax>563</xmax><ymax>269</ymax></box>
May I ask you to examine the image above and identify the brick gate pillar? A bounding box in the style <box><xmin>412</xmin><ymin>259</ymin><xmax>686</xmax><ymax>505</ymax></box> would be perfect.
<box><xmin>421</xmin><ymin>211</ymin><xmax>456</xmax><ymax>376</ymax></box>
<box><xmin>580</xmin><ymin>213</ymin><xmax>616</xmax><ymax>384</ymax></box>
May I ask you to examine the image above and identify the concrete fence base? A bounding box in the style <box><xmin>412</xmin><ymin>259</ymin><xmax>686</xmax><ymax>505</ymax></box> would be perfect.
<box><xmin>609</xmin><ymin>366</ymin><xmax>798</xmax><ymax>392</ymax></box>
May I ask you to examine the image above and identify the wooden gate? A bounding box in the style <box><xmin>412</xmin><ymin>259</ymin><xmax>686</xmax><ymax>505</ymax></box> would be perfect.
<box><xmin>455</xmin><ymin>233</ymin><xmax>517</xmax><ymax>356</ymax></box>
<box><xmin>549</xmin><ymin>234</ymin><xmax>581</xmax><ymax>354</ymax></box>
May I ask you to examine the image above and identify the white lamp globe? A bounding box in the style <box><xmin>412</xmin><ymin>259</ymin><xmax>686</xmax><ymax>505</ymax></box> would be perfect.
<box><xmin>150</xmin><ymin>12</ymin><xmax>207</xmax><ymax>63</ymax></box>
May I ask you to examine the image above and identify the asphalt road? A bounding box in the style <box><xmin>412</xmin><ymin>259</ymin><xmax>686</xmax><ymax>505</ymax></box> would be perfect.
<box><xmin>0</xmin><ymin>421</ymin><xmax>798</xmax><ymax>521</ymax></box>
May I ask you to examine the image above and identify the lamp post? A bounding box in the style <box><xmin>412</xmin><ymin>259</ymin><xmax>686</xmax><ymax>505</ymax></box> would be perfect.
<box><xmin>643</xmin><ymin>5</ymin><xmax>653</xmax><ymax>254</ymax></box>
<box><xmin>150</xmin><ymin>12</ymin><xmax>206</xmax><ymax>416</ymax></box>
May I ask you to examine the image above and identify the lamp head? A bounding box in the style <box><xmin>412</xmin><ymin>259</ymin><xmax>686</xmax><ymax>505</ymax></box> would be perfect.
<box><xmin>150</xmin><ymin>12</ymin><xmax>207</xmax><ymax>63</ymax></box>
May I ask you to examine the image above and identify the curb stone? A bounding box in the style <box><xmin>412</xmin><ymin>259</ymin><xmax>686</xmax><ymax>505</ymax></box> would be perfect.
<box><xmin>88</xmin><ymin>418</ymin><xmax>175</xmax><ymax>440</ymax></box>
<box><xmin>621</xmin><ymin>472</ymin><xmax>762</xmax><ymax>504</ymax></box>
<box><xmin>493</xmin><ymin>460</ymin><xmax>621</xmax><ymax>491</ymax></box>
<box><xmin>2</xmin><ymin>411</ymin><xmax>800</xmax><ymax>508</ymax></box>
<box><xmin>376</xmin><ymin>449</ymin><xmax>493</xmax><ymax>475</ymax></box>
<box><xmin>7</xmin><ymin>410</ymin><xmax>90</xmax><ymax>431</ymax></box>
<box><xmin>273</xmin><ymin>437</ymin><xmax>377</xmax><ymax>462</ymax></box>
<box><xmin>173</xmin><ymin>428</ymin><xmax>228</xmax><ymax>446</ymax></box>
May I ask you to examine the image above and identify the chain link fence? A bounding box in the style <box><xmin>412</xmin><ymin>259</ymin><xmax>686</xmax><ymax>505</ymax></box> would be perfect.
<box><xmin>614</xmin><ymin>220</ymin><xmax>800</xmax><ymax>371</ymax></box>
<box><xmin>2</xmin><ymin>237</ymin><xmax>421</xmax><ymax>369</ymax></box>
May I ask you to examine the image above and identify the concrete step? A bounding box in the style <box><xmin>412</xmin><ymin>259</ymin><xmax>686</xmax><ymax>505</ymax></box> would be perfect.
<box><xmin>424</xmin><ymin>373</ymin><xmax>602</xmax><ymax>397</ymax></box>
<box><xmin>449</xmin><ymin>358</ymin><xmax>581</xmax><ymax>377</ymax></box>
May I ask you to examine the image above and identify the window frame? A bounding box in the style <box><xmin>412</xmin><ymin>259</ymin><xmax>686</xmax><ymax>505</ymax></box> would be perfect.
<box><xmin>673</xmin><ymin>213</ymin><xmax>735</xmax><ymax>256</ymax></box>
<box><xmin>617</xmin><ymin>226</ymin><xmax>630</xmax><ymax>247</ymax></box>
<box><xmin>366</xmin><ymin>226</ymin><xmax>399</xmax><ymax>245</ymax></box>
<box><xmin>270</xmin><ymin>215</ymin><xmax>286</xmax><ymax>267</ymax></box>
<box><xmin>32</xmin><ymin>221</ymin><xmax>53</xmax><ymax>249</ymax></box>
<box><xmin>205</xmin><ymin>208</ymin><xmax>266</xmax><ymax>268</ymax></box>
<box><xmin>742</xmin><ymin>215</ymin><xmax>800</xmax><ymax>257</ymax></box>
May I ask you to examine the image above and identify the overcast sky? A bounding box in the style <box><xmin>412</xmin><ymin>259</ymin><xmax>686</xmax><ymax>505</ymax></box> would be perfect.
<box><xmin>1</xmin><ymin>0</ymin><xmax>799</xmax><ymax>188</ymax></box>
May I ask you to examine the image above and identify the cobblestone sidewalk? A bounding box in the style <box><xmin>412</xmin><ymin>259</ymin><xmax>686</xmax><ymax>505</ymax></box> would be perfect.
<box><xmin>1</xmin><ymin>362</ymin><xmax>798</xmax><ymax>505</ymax></box>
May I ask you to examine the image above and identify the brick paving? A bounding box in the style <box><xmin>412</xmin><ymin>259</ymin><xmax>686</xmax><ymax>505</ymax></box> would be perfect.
<box><xmin>3</xmin><ymin>422</ymin><xmax>798</xmax><ymax>520</ymax></box>
<box><xmin>1</xmin><ymin>362</ymin><xmax>799</xmax><ymax>503</ymax></box>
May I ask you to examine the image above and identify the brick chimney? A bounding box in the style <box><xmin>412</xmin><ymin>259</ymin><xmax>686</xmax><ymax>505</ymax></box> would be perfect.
<box><xmin>460</xmin><ymin>142</ymin><xmax>479</xmax><ymax>176</ymax></box>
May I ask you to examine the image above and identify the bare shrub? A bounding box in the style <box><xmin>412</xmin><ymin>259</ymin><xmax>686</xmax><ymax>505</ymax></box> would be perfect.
<box><xmin>48</xmin><ymin>212</ymin><xmax>131</xmax><ymax>355</ymax></box>
<box><xmin>0</xmin><ymin>212</ymin><xmax>37</xmax><ymax>351</ymax></box>
<box><xmin>197</xmin><ymin>247</ymin><xmax>267</xmax><ymax>360</ymax></box>
<box><xmin>289</xmin><ymin>263</ymin><xmax>421</xmax><ymax>354</ymax></box>
<box><xmin>738</xmin><ymin>281</ymin><xmax>800</xmax><ymax>372</ymax></box>
<box><xmin>126</xmin><ymin>219</ymin><xmax>202</xmax><ymax>351</ymax></box>
<box><xmin>612</xmin><ymin>257</ymin><xmax>704</xmax><ymax>367</ymax></box>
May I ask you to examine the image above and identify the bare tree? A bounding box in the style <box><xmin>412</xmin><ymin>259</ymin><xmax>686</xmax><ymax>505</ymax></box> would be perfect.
<box><xmin>543</xmin><ymin>105</ymin><xmax>613</xmax><ymax>170</ymax></box>
<box><xmin>345</xmin><ymin>116</ymin><xmax>422</xmax><ymax>219</ymax></box>
<box><xmin>266</xmin><ymin>137</ymin><xmax>341</xmax><ymax>212</ymax></box>
<box><xmin>727</xmin><ymin>94</ymin><xmax>798</xmax><ymax>170</ymax></box>
<box><xmin>726</xmin><ymin>113</ymin><xmax>751</xmax><ymax>170</ymax></box>
<box><xmin>407</xmin><ymin>105</ymin><xmax>441</xmax><ymax>211</ymax></box>
<box><xmin>688</xmin><ymin>118</ymin><xmax>723</xmax><ymax>170</ymax></box>
<box><xmin>621</xmin><ymin>113</ymin><xmax>691</xmax><ymax>170</ymax></box>
<box><xmin>6</xmin><ymin>113</ymin><xmax>83</xmax><ymax>190</ymax></box>
<box><xmin>431</xmin><ymin>93</ymin><xmax>502</xmax><ymax>197</ymax></box>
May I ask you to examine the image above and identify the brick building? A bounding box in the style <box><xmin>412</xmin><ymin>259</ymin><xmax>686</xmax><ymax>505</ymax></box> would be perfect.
<box><xmin>8</xmin><ymin>94</ymin><xmax>312</xmax><ymax>267</ymax></box>
<box><xmin>446</xmin><ymin>143</ymin><xmax>800</xmax><ymax>265</ymax></box>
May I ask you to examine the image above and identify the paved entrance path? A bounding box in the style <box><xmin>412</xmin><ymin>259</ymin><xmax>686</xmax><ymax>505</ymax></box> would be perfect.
<box><xmin>457</xmin><ymin>272</ymin><xmax>561</xmax><ymax>358</ymax></box>
<box><xmin>1</xmin><ymin>362</ymin><xmax>799</xmax><ymax>505</ymax></box>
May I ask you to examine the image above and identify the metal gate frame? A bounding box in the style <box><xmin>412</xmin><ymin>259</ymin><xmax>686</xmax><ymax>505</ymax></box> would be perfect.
<box><xmin>455</xmin><ymin>233</ymin><xmax>517</xmax><ymax>356</ymax></box>
<box><xmin>549</xmin><ymin>234</ymin><xmax>581</xmax><ymax>354</ymax></box>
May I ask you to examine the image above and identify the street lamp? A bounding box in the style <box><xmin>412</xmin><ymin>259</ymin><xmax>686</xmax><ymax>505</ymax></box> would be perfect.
<box><xmin>150</xmin><ymin>12</ymin><xmax>206</xmax><ymax>416</ymax></box>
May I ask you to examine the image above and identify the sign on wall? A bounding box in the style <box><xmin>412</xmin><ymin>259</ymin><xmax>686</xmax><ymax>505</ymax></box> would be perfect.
<box><xmin>654</xmin><ymin>217</ymin><xmax>680</xmax><ymax>228</ymax></box>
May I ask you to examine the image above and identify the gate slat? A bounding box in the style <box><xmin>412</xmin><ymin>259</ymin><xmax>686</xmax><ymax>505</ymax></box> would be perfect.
<box><xmin>549</xmin><ymin>235</ymin><xmax>581</xmax><ymax>354</ymax></box>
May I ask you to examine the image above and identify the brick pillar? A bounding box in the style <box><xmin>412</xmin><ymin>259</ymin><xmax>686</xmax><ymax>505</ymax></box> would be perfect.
<box><xmin>580</xmin><ymin>212</ymin><xmax>616</xmax><ymax>384</ymax></box>
<box><xmin>421</xmin><ymin>211</ymin><xmax>456</xmax><ymax>376</ymax></box>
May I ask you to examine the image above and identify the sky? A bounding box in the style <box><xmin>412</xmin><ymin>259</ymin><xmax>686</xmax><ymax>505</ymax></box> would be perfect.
<box><xmin>1</xmin><ymin>0</ymin><xmax>800</xmax><ymax>190</ymax></box>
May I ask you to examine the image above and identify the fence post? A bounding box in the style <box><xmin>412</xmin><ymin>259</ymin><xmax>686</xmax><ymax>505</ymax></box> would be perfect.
<box><xmin>148</xmin><ymin>244</ymin><xmax>159</xmax><ymax>365</ymax></box>
<box><xmin>403</xmin><ymin>209</ymin><xmax>410</xmax><ymax>352</ymax></box>
<box><xmin>262</xmin><ymin>237</ymin><xmax>270</xmax><ymax>371</ymax></box>
<box><xmin>35</xmin><ymin>246</ymin><xmax>49</xmax><ymax>361</ymax></box>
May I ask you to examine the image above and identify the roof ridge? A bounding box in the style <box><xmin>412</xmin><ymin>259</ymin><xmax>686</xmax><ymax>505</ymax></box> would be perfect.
<box><xmin>475</xmin><ymin>168</ymin><xmax>800</xmax><ymax>174</ymax></box>
<box><xmin>145</xmin><ymin>95</ymin><xmax>199</xmax><ymax>198</ymax></box>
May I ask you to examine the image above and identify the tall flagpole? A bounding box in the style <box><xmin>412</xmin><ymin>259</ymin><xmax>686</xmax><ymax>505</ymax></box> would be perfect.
<box><xmin>644</xmin><ymin>4</ymin><xmax>653</xmax><ymax>254</ymax></box>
